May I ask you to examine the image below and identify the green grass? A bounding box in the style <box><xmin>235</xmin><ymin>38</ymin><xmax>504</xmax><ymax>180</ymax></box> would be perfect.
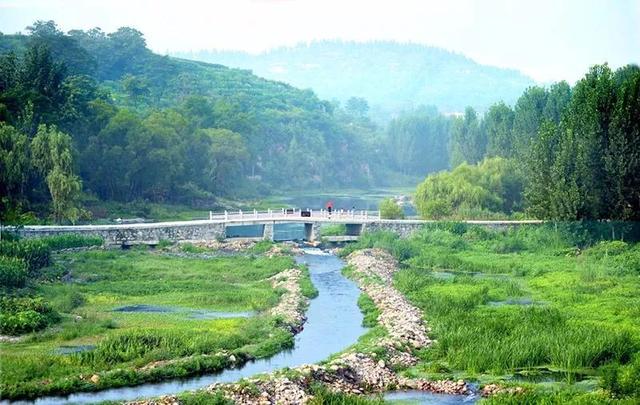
<box><xmin>320</xmin><ymin>224</ymin><xmax>348</xmax><ymax>237</ymax></box>
<box><xmin>349</xmin><ymin>225</ymin><xmax>640</xmax><ymax>403</ymax></box>
<box><xmin>0</xmin><ymin>249</ymin><xmax>305</xmax><ymax>399</ymax></box>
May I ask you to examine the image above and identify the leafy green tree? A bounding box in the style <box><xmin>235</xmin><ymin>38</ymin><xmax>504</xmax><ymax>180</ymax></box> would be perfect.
<box><xmin>563</xmin><ymin>64</ymin><xmax>615</xmax><ymax>219</ymax></box>
<box><xmin>379</xmin><ymin>198</ymin><xmax>405</xmax><ymax>219</ymax></box>
<box><xmin>484</xmin><ymin>102</ymin><xmax>515</xmax><ymax>157</ymax></box>
<box><xmin>122</xmin><ymin>74</ymin><xmax>150</xmax><ymax>102</ymax></box>
<box><xmin>31</xmin><ymin>125</ymin><xmax>82</xmax><ymax>223</ymax></box>
<box><xmin>606</xmin><ymin>65</ymin><xmax>640</xmax><ymax>219</ymax></box>
<box><xmin>386</xmin><ymin>106</ymin><xmax>450</xmax><ymax>175</ymax></box>
<box><xmin>204</xmin><ymin>128</ymin><xmax>249</xmax><ymax>194</ymax></box>
<box><xmin>415</xmin><ymin>157</ymin><xmax>524</xmax><ymax>219</ymax></box>
<box><xmin>345</xmin><ymin>97</ymin><xmax>369</xmax><ymax>118</ymax></box>
<box><xmin>0</xmin><ymin>123</ymin><xmax>30</xmax><ymax>217</ymax></box>
<box><xmin>512</xmin><ymin>86</ymin><xmax>548</xmax><ymax>157</ymax></box>
<box><xmin>450</xmin><ymin>107</ymin><xmax>486</xmax><ymax>166</ymax></box>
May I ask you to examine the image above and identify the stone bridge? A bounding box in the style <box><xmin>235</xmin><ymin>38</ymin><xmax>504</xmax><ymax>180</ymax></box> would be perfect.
<box><xmin>9</xmin><ymin>209</ymin><xmax>542</xmax><ymax>246</ymax></box>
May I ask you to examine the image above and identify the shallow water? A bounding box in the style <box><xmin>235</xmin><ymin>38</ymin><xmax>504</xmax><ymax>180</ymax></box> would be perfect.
<box><xmin>383</xmin><ymin>390</ymin><xmax>478</xmax><ymax>404</ymax></box>
<box><xmin>487</xmin><ymin>297</ymin><xmax>536</xmax><ymax>307</ymax></box>
<box><xmin>53</xmin><ymin>345</ymin><xmax>96</xmax><ymax>355</ymax></box>
<box><xmin>112</xmin><ymin>304</ymin><xmax>255</xmax><ymax>319</ymax></box>
<box><xmin>12</xmin><ymin>249</ymin><xmax>365</xmax><ymax>404</ymax></box>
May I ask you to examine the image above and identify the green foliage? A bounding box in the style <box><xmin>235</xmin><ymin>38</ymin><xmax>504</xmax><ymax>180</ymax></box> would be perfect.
<box><xmin>0</xmin><ymin>296</ymin><xmax>59</xmax><ymax>335</ymax></box>
<box><xmin>180</xmin><ymin>391</ymin><xmax>234</xmax><ymax>405</ymax></box>
<box><xmin>309</xmin><ymin>384</ymin><xmax>384</xmax><ymax>404</ymax></box>
<box><xmin>0</xmin><ymin>249</ymin><xmax>300</xmax><ymax>398</ymax></box>
<box><xmin>451</xmin><ymin>107</ymin><xmax>487</xmax><ymax>166</ymax></box>
<box><xmin>359</xmin><ymin>225</ymin><xmax>640</xmax><ymax>403</ymax></box>
<box><xmin>379</xmin><ymin>198</ymin><xmax>405</xmax><ymax>219</ymax></box>
<box><xmin>601</xmin><ymin>355</ymin><xmax>640</xmax><ymax>398</ymax></box>
<box><xmin>320</xmin><ymin>224</ymin><xmax>347</xmax><ymax>237</ymax></box>
<box><xmin>357</xmin><ymin>294</ymin><xmax>380</xmax><ymax>327</ymax></box>
<box><xmin>1</xmin><ymin>22</ymin><xmax>392</xmax><ymax>220</ymax></box>
<box><xmin>38</xmin><ymin>234</ymin><xmax>103</xmax><ymax>250</ymax></box>
<box><xmin>386</xmin><ymin>105</ymin><xmax>450</xmax><ymax>176</ymax></box>
<box><xmin>525</xmin><ymin>64</ymin><xmax>640</xmax><ymax>220</ymax></box>
<box><xmin>182</xmin><ymin>41</ymin><xmax>534</xmax><ymax>117</ymax></box>
<box><xmin>0</xmin><ymin>238</ymin><xmax>51</xmax><ymax>274</ymax></box>
<box><xmin>415</xmin><ymin>157</ymin><xmax>525</xmax><ymax>219</ymax></box>
<box><xmin>0</xmin><ymin>255</ymin><xmax>27</xmax><ymax>288</ymax></box>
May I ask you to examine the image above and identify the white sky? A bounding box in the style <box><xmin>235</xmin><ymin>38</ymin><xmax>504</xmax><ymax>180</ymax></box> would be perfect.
<box><xmin>1</xmin><ymin>0</ymin><xmax>638</xmax><ymax>83</ymax></box>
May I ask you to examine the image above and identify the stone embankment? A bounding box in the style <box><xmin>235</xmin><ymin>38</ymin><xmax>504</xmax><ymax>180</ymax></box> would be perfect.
<box><xmin>269</xmin><ymin>268</ymin><xmax>307</xmax><ymax>332</ymax></box>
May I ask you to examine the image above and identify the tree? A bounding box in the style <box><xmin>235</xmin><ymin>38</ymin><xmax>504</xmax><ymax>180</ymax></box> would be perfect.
<box><xmin>203</xmin><ymin>128</ymin><xmax>249</xmax><ymax>194</ymax></box>
<box><xmin>345</xmin><ymin>97</ymin><xmax>369</xmax><ymax>118</ymax></box>
<box><xmin>122</xmin><ymin>74</ymin><xmax>150</xmax><ymax>102</ymax></box>
<box><xmin>379</xmin><ymin>198</ymin><xmax>405</xmax><ymax>219</ymax></box>
<box><xmin>563</xmin><ymin>64</ymin><xmax>615</xmax><ymax>219</ymax></box>
<box><xmin>485</xmin><ymin>102</ymin><xmax>515</xmax><ymax>157</ymax></box>
<box><xmin>31</xmin><ymin>125</ymin><xmax>82</xmax><ymax>223</ymax></box>
<box><xmin>386</xmin><ymin>106</ymin><xmax>450</xmax><ymax>175</ymax></box>
<box><xmin>512</xmin><ymin>86</ymin><xmax>548</xmax><ymax>157</ymax></box>
<box><xmin>0</xmin><ymin>123</ymin><xmax>30</xmax><ymax>217</ymax></box>
<box><xmin>450</xmin><ymin>107</ymin><xmax>486</xmax><ymax>166</ymax></box>
<box><xmin>415</xmin><ymin>157</ymin><xmax>524</xmax><ymax>219</ymax></box>
<box><xmin>605</xmin><ymin>66</ymin><xmax>640</xmax><ymax>219</ymax></box>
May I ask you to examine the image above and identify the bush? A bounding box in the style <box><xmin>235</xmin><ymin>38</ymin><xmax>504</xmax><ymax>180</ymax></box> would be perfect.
<box><xmin>320</xmin><ymin>224</ymin><xmax>347</xmax><ymax>236</ymax></box>
<box><xmin>601</xmin><ymin>355</ymin><xmax>640</xmax><ymax>398</ymax></box>
<box><xmin>0</xmin><ymin>256</ymin><xmax>27</xmax><ymax>288</ymax></box>
<box><xmin>0</xmin><ymin>296</ymin><xmax>59</xmax><ymax>335</ymax></box>
<box><xmin>39</xmin><ymin>234</ymin><xmax>103</xmax><ymax>250</ymax></box>
<box><xmin>415</xmin><ymin>157</ymin><xmax>525</xmax><ymax>219</ymax></box>
<box><xmin>379</xmin><ymin>198</ymin><xmax>405</xmax><ymax>219</ymax></box>
<box><xmin>0</xmin><ymin>239</ymin><xmax>51</xmax><ymax>275</ymax></box>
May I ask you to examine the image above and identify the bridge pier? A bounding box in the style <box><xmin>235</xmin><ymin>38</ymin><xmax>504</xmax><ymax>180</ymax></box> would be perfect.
<box><xmin>304</xmin><ymin>222</ymin><xmax>321</xmax><ymax>242</ymax></box>
<box><xmin>263</xmin><ymin>223</ymin><xmax>274</xmax><ymax>241</ymax></box>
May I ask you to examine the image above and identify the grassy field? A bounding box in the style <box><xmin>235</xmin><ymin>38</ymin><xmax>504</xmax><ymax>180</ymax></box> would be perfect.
<box><xmin>0</xmin><ymin>247</ymin><xmax>307</xmax><ymax>399</ymax></box>
<box><xmin>342</xmin><ymin>224</ymin><xmax>640</xmax><ymax>403</ymax></box>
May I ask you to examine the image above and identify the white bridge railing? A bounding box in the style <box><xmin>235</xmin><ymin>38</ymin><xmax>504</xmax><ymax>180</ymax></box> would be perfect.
<box><xmin>207</xmin><ymin>208</ymin><xmax>381</xmax><ymax>222</ymax></box>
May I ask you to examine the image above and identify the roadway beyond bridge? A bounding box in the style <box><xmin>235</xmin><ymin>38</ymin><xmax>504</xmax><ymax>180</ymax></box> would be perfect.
<box><xmin>8</xmin><ymin>208</ymin><xmax>543</xmax><ymax>246</ymax></box>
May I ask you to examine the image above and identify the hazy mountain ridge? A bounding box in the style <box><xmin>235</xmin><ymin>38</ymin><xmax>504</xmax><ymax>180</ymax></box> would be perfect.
<box><xmin>175</xmin><ymin>40</ymin><xmax>536</xmax><ymax>117</ymax></box>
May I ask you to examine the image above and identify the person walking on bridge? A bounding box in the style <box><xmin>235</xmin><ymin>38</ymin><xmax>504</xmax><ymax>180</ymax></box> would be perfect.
<box><xmin>326</xmin><ymin>200</ymin><xmax>333</xmax><ymax>218</ymax></box>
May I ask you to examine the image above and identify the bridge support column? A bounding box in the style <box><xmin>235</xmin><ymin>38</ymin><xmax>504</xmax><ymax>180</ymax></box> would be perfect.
<box><xmin>263</xmin><ymin>223</ymin><xmax>274</xmax><ymax>241</ymax></box>
<box><xmin>304</xmin><ymin>222</ymin><xmax>321</xmax><ymax>242</ymax></box>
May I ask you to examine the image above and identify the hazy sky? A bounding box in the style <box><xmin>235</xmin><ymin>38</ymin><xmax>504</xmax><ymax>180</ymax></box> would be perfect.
<box><xmin>1</xmin><ymin>0</ymin><xmax>638</xmax><ymax>83</ymax></box>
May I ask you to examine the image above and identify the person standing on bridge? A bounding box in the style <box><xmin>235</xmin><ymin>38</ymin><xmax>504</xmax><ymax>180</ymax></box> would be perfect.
<box><xmin>326</xmin><ymin>201</ymin><xmax>333</xmax><ymax>217</ymax></box>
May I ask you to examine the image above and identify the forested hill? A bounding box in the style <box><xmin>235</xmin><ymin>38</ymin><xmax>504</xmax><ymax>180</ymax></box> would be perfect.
<box><xmin>175</xmin><ymin>41</ymin><xmax>535</xmax><ymax>118</ymax></box>
<box><xmin>1</xmin><ymin>22</ymin><xmax>393</xmax><ymax>222</ymax></box>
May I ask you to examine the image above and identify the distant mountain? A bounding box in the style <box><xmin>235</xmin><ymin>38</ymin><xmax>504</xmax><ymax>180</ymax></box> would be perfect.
<box><xmin>175</xmin><ymin>41</ymin><xmax>536</xmax><ymax>118</ymax></box>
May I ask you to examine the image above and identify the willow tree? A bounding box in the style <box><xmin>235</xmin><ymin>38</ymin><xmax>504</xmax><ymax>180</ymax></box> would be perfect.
<box><xmin>31</xmin><ymin>124</ymin><xmax>82</xmax><ymax>223</ymax></box>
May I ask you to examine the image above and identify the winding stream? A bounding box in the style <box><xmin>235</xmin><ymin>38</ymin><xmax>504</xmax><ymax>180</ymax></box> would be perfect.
<box><xmin>12</xmin><ymin>249</ymin><xmax>365</xmax><ymax>404</ymax></box>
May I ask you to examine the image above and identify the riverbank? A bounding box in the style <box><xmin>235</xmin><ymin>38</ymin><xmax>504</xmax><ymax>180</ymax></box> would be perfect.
<box><xmin>0</xmin><ymin>245</ymin><xmax>312</xmax><ymax>400</ymax></box>
<box><xmin>139</xmin><ymin>248</ymin><xmax>471</xmax><ymax>405</ymax></box>
<box><xmin>345</xmin><ymin>224</ymin><xmax>640</xmax><ymax>403</ymax></box>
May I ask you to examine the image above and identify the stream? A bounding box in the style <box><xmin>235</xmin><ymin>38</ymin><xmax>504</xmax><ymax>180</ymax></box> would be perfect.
<box><xmin>12</xmin><ymin>249</ymin><xmax>366</xmax><ymax>404</ymax></box>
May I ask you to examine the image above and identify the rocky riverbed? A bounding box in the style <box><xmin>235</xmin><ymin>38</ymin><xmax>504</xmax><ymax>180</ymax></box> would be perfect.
<box><xmin>126</xmin><ymin>248</ymin><xmax>520</xmax><ymax>405</ymax></box>
<box><xmin>137</xmin><ymin>248</ymin><xmax>471</xmax><ymax>405</ymax></box>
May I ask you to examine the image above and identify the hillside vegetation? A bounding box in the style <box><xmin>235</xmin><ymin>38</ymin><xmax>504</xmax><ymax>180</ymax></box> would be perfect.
<box><xmin>414</xmin><ymin>64</ymin><xmax>640</xmax><ymax>221</ymax></box>
<box><xmin>176</xmin><ymin>41</ymin><xmax>534</xmax><ymax>118</ymax></box>
<box><xmin>0</xmin><ymin>21</ymin><xmax>389</xmax><ymax>223</ymax></box>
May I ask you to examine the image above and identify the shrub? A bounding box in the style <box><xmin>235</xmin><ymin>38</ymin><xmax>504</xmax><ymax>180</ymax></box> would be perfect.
<box><xmin>379</xmin><ymin>198</ymin><xmax>405</xmax><ymax>219</ymax></box>
<box><xmin>415</xmin><ymin>157</ymin><xmax>525</xmax><ymax>219</ymax></box>
<box><xmin>40</xmin><ymin>234</ymin><xmax>103</xmax><ymax>250</ymax></box>
<box><xmin>0</xmin><ymin>256</ymin><xmax>27</xmax><ymax>288</ymax></box>
<box><xmin>0</xmin><ymin>239</ymin><xmax>51</xmax><ymax>275</ymax></box>
<box><xmin>320</xmin><ymin>224</ymin><xmax>347</xmax><ymax>236</ymax></box>
<box><xmin>0</xmin><ymin>296</ymin><xmax>59</xmax><ymax>335</ymax></box>
<box><xmin>601</xmin><ymin>355</ymin><xmax>640</xmax><ymax>398</ymax></box>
